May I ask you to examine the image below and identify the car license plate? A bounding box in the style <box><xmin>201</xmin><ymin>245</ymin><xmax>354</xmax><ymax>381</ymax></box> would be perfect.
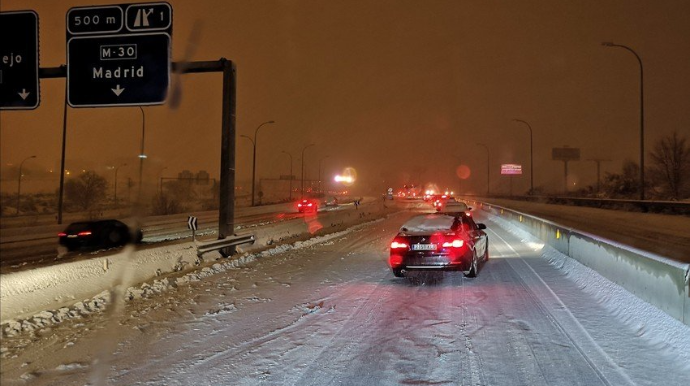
<box><xmin>412</xmin><ymin>243</ymin><xmax>436</xmax><ymax>251</ymax></box>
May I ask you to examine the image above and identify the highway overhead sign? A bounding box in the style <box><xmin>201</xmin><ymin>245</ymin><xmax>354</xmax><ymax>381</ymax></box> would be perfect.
<box><xmin>552</xmin><ymin>147</ymin><xmax>581</xmax><ymax>161</ymax></box>
<box><xmin>0</xmin><ymin>11</ymin><xmax>40</xmax><ymax>110</ymax></box>
<box><xmin>66</xmin><ymin>2</ymin><xmax>172</xmax><ymax>107</ymax></box>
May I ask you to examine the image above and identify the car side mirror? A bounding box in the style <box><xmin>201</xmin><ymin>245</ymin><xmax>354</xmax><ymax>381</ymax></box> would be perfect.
<box><xmin>477</xmin><ymin>223</ymin><xmax>486</xmax><ymax>230</ymax></box>
<box><xmin>468</xmin><ymin>207</ymin><xmax>473</xmax><ymax>211</ymax></box>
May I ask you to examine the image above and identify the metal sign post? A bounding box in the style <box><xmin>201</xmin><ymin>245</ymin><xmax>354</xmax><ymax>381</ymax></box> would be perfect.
<box><xmin>39</xmin><ymin>59</ymin><xmax>237</xmax><ymax>253</ymax></box>
<box><xmin>552</xmin><ymin>147</ymin><xmax>581</xmax><ymax>194</ymax></box>
<box><xmin>501</xmin><ymin>164</ymin><xmax>522</xmax><ymax>197</ymax></box>
<box><xmin>0</xmin><ymin>11</ymin><xmax>40</xmax><ymax>109</ymax></box>
<box><xmin>187</xmin><ymin>215</ymin><xmax>198</xmax><ymax>241</ymax></box>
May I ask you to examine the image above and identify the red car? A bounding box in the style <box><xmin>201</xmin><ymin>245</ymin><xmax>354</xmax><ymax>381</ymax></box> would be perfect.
<box><xmin>297</xmin><ymin>199</ymin><xmax>318</xmax><ymax>213</ymax></box>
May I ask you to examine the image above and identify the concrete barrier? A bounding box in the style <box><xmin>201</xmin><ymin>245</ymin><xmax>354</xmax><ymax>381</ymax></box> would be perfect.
<box><xmin>472</xmin><ymin>201</ymin><xmax>690</xmax><ymax>327</ymax></box>
<box><xmin>0</xmin><ymin>200</ymin><xmax>386</xmax><ymax>324</ymax></box>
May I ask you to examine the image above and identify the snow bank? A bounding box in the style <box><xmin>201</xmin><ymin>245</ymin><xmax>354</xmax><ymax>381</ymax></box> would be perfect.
<box><xmin>478</xmin><ymin>202</ymin><xmax>690</xmax><ymax>327</ymax></box>
<box><xmin>1</xmin><ymin>203</ymin><xmax>387</xmax><ymax>333</ymax></box>
<box><xmin>490</xmin><ymin>214</ymin><xmax>690</xmax><ymax>368</ymax></box>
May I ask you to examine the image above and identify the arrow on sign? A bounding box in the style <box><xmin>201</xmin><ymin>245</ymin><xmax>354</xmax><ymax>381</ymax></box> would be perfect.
<box><xmin>18</xmin><ymin>89</ymin><xmax>31</xmax><ymax>100</ymax></box>
<box><xmin>111</xmin><ymin>85</ymin><xmax>125</xmax><ymax>96</ymax></box>
<box><xmin>187</xmin><ymin>216</ymin><xmax>198</xmax><ymax>231</ymax></box>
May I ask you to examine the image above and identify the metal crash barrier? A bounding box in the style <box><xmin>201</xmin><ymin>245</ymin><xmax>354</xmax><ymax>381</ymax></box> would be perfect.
<box><xmin>196</xmin><ymin>234</ymin><xmax>255</xmax><ymax>257</ymax></box>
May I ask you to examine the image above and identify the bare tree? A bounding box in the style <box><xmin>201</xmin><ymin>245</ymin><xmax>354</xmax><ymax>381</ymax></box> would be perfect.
<box><xmin>650</xmin><ymin>131</ymin><xmax>690</xmax><ymax>199</ymax></box>
<box><xmin>65</xmin><ymin>171</ymin><xmax>109</xmax><ymax>212</ymax></box>
<box><xmin>602</xmin><ymin>160</ymin><xmax>640</xmax><ymax>198</ymax></box>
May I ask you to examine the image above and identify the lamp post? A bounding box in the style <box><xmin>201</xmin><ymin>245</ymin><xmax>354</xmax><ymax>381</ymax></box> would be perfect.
<box><xmin>16</xmin><ymin>155</ymin><xmax>36</xmax><ymax>215</ymax></box>
<box><xmin>602</xmin><ymin>41</ymin><xmax>645</xmax><ymax>200</ymax></box>
<box><xmin>114</xmin><ymin>163</ymin><xmax>127</xmax><ymax>208</ymax></box>
<box><xmin>513</xmin><ymin>119</ymin><xmax>533</xmax><ymax>194</ymax></box>
<box><xmin>476</xmin><ymin>143</ymin><xmax>490</xmax><ymax>196</ymax></box>
<box><xmin>301</xmin><ymin>143</ymin><xmax>315</xmax><ymax>198</ymax></box>
<box><xmin>281</xmin><ymin>150</ymin><xmax>293</xmax><ymax>200</ymax></box>
<box><xmin>247</xmin><ymin>120</ymin><xmax>275</xmax><ymax>206</ymax></box>
<box><xmin>137</xmin><ymin>106</ymin><xmax>147</xmax><ymax>203</ymax></box>
<box><xmin>318</xmin><ymin>155</ymin><xmax>330</xmax><ymax>194</ymax></box>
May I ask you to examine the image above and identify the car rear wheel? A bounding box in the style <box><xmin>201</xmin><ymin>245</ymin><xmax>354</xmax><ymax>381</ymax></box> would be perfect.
<box><xmin>465</xmin><ymin>255</ymin><xmax>478</xmax><ymax>278</ymax></box>
<box><xmin>392</xmin><ymin>268</ymin><xmax>404</xmax><ymax>278</ymax></box>
<box><xmin>105</xmin><ymin>228</ymin><xmax>125</xmax><ymax>246</ymax></box>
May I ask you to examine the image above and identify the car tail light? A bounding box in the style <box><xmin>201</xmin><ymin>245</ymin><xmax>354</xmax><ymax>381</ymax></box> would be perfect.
<box><xmin>390</xmin><ymin>241</ymin><xmax>409</xmax><ymax>249</ymax></box>
<box><xmin>442</xmin><ymin>239</ymin><xmax>464</xmax><ymax>248</ymax></box>
<box><xmin>58</xmin><ymin>232</ymin><xmax>67</xmax><ymax>237</ymax></box>
<box><xmin>389</xmin><ymin>254</ymin><xmax>403</xmax><ymax>267</ymax></box>
<box><xmin>465</xmin><ymin>211</ymin><xmax>472</xmax><ymax>217</ymax></box>
<box><xmin>77</xmin><ymin>231</ymin><xmax>92</xmax><ymax>237</ymax></box>
<box><xmin>307</xmin><ymin>203</ymin><xmax>313</xmax><ymax>206</ymax></box>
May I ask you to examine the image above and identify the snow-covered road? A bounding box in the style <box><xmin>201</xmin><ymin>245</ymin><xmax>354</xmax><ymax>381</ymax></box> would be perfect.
<box><xmin>2</xmin><ymin>209</ymin><xmax>689</xmax><ymax>385</ymax></box>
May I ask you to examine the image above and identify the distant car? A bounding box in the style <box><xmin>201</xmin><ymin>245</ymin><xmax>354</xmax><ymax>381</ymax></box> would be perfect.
<box><xmin>324</xmin><ymin>197</ymin><xmax>339</xmax><ymax>206</ymax></box>
<box><xmin>389</xmin><ymin>213</ymin><xmax>488</xmax><ymax>278</ymax></box>
<box><xmin>436</xmin><ymin>200</ymin><xmax>471</xmax><ymax>215</ymax></box>
<box><xmin>297</xmin><ymin>199</ymin><xmax>318</xmax><ymax>213</ymax></box>
<box><xmin>58</xmin><ymin>219</ymin><xmax>143</xmax><ymax>251</ymax></box>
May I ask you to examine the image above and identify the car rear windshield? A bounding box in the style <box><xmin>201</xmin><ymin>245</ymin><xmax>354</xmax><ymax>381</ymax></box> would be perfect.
<box><xmin>64</xmin><ymin>223</ymin><xmax>92</xmax><ymax>233</ymax></box>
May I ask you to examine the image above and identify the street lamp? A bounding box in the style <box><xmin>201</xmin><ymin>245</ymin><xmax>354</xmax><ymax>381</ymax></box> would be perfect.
<box><xmin>512</xmin><ymin>119</ymin><xmax>534</xmax><ymax>194</ymax></box>
<box><xmin>602</xmin><ymin>41</ymin><xmax>645</xmax><ymax>200</ymax></box>
<box><xmin>247</xmin><ymin>120</ymin><xmax>275</xmax><ymax>206</ymax></box>
<box><xmin>318</xmin><ymin>155</ymin><xmax>330</xmax><ymax>194</ymax></box>
<box><xmin>476</xmin><ymin>143</ymin><xmax>490</xmax><ymax>196</ymax></box>
<box><xmin>16</xmin><ymin>155</ymin><xmax>36</xmax><ymax>215</ymax></box>
<box><xmin>301</xmin><ymin>143</ymin><xmax>315</xmax><ymax>198</ymax></box>
<box><xmin>281</xmin><ymin>151</ymin><xmax>293</xmax><ymax>200</ymax></box>
<box><xmin>137</xmin><ymin>106</ymin><xmax>147</xmax><ymax>203</ymax></box>
<box><xmin>114</xmin><ymin>163</ymin><xmax>127</xmax><ymax>208</ymax></box>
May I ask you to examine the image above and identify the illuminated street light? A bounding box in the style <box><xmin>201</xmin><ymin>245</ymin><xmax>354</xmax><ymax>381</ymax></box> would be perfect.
<box><xmin>334</xmin><ymin>175</ymin><xmax>354</xmax><ymax>184</ymax></box>
<box><xmin>16</xmin><ymin>155</ymin><xmax>36</xmax><ymax>216</ymax></box>
<box><xmin>602</xmin><ymin>41</ymin><xmax>645</xmax><ymax>200</ymax></box>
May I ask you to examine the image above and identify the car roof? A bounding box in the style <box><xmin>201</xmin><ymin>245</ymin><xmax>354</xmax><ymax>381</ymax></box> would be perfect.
<box><xmin>440</xmin><ymin>202</ymin><xmax>469</xmax><ymax>212</ymax></box>
<box><xmin>400</xmin><ymin>214</ymin><xmax>456</xmax><ymax>233</ymax></box>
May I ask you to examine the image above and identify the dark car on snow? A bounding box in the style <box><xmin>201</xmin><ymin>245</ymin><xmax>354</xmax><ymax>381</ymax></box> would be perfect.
<box><xmin>58</xmin><ymin>219</ymin><xmax>143</xmax><ymax>251</ymax></box>
<box><xmin>389</xmin><ymin>213</ymin><xmax>488</xmax><ymax>278</ymax></box>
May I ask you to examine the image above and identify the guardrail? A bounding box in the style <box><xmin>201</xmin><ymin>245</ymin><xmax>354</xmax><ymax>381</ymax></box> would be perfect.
<box><xmin>459</xmin><ymin>195</ymin><xmax>690</xmax><ymax>216</ymax></box>
<box><xmin>469</xmin><ymin>200</ymin><xmax>690</xmax><ymax>327</ymax></box>
<box><xmin>196</xmin><ymin>234</ymin><xmax>255</xmax><ymax>257</ymax></box>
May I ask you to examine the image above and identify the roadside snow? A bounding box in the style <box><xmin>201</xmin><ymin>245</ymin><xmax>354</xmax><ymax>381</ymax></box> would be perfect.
<box><xmin>489</xmin><ymin>212</ymin><xmax>690</xmax><ymax>369</ymax></box>
<box><xmin>1</xmin><ymin>217</ymin><xmax>384</xmax><ymax>339</ymax></box>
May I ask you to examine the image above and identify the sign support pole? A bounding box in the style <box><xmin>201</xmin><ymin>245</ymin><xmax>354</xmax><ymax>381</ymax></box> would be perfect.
<box><xmin>39</xmin><ymin>60</ymin><xmax>237</xmax><ymax>255</ymax></box>
<box><xmin>57</xmin><ymin>74</ymin><xmax>68</xmax><ymax>225</ymax></box>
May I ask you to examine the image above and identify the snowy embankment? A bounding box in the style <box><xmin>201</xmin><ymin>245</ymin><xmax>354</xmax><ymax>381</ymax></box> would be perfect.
<box><xmin>487</xmin><ymin>213</ymin><xmax>690</xmax><ymax>368</ymax></box>
<box><xmin>0</xmin><ymin>202</ymin><xmax>386</xmax><ymax>334</ymax></box>
<box><xmin>479</xmin><ymin>202</ymin><xmax>690</xmax><ymax>327</ymax></box>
